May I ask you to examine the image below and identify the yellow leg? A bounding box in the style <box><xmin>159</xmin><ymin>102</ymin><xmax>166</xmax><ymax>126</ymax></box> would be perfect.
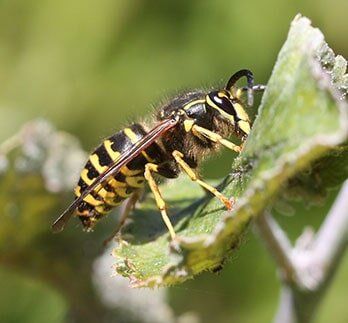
<box><xmin>103</xmin><ymin>190</ymin><xmax>142</xmax><ymax>246</ymax></box>
<box><xmin>172</xmin><ymin>150</ymin><xmax>234</xmax><ymax>210</ymax></box>
<box><xmin>144</xmin><ymin>163</ymin><xmax>176</xmax><ymax>240</ymax></box>
<box><xmin>192</xmin><ymin>124</ymin><xmax>242</xmax><ymax>153</ymax></box>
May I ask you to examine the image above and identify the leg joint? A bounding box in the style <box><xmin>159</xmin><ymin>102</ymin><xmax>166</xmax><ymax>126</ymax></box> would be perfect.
<box><xmin>144</xmin><ymin>163</ymin><xmax>158</xmax><ymax>179</ymax></box>
<box><xmin>172</xmin><ymin>150</ymin><xmax>184</xmax><ymax>159</ymax></box>
<box><xmin>172</xmin><ymin>150</ymin><xmax>197</xmax><ymax>180</ymax></box>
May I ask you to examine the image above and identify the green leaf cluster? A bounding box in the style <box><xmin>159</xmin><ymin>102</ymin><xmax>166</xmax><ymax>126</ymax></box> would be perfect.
<box><xmin>113</xmin><ymin>16</ymin><xmax>348</xmax><ymax>287</ymax></box>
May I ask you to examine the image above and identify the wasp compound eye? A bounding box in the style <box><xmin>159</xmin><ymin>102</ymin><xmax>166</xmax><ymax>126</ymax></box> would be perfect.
<box><xmin>207</xmin><ymin>91</ymin><xmax>235</xmax><ymax>115</ymax></box>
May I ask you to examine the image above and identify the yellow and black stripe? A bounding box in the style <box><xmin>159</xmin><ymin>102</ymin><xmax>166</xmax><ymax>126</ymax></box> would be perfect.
<box><xmin>74</xmin><ymin>123</ymin><xmax>167</xmax><ymax>226</ymax></box>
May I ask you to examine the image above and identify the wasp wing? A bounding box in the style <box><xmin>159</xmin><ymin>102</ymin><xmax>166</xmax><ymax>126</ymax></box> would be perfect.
<box><xmin>52</xmin><ymin>117</ymin><xmax>178</xmax><ymax>233</ymax></box>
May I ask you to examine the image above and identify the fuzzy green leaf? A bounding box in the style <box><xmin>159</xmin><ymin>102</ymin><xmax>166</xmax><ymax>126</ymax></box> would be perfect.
<box><xmin>113</xmin><ymin>15</ymin><xmax>348</xmax><ymax>287</ymax></box>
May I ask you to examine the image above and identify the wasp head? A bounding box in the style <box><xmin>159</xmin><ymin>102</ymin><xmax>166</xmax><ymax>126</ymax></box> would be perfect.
<box><xmin>206</xmin><ymin>89</ymin><xmax>251</xmax><ymax>138</ymax></box>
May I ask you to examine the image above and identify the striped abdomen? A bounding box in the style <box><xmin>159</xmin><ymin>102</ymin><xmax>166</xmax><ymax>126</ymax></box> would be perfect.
<box><xmin>75</xmin><ymin>123</ymin><xmax>166</xmax><ymax>229</ymax></box>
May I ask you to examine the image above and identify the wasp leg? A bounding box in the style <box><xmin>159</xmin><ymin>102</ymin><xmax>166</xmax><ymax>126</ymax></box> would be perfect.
<box><xmin>237</xmin><ymin>84</ymin><xmax>266</xmax><ymax>102</ymax></box>
<box><xmin>144</xmin><ymin>163</ymin><xmax>176</xmax><ymax>240</ymax></box>
<box><xmin>103</xmin><ymin>190</ymin><xmax>142</xmax><ymax>246</ymax></box>
<box><xmin>244</xmin><ymin>84</ymin><xmax>267</xmax><ymax>92</ymax></box>
<box><xmin>117</xmin><ymin>189</ymin><xmax>142</xmax><ymax>228</ymax></box>
<box><xmin>172</xmin><ymin>150</ymin><xmax>234</xmax><ymax>210</ymax></box>
<box><xmin>225</xmin><ymin>69</ymin><xmax>266</xmax><ymax>107</ymax></box>
<box><xmin>191</xmin><ymin>124</ymin><xmax>242</xmax><ymax>153</ymax></box>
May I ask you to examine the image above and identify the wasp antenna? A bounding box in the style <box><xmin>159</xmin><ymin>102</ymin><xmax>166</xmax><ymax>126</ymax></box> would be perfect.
<box><xmin>226</xmin><ymin>69</ymin><xmax>255</xmax><ymax>106</ymax></box>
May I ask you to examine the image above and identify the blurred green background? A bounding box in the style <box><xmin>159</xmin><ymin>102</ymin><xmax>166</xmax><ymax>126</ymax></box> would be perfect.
<box><xmin>0</xmin><ymin>0</ymin><xmax>347</xmax><ymax>322</ymax></box>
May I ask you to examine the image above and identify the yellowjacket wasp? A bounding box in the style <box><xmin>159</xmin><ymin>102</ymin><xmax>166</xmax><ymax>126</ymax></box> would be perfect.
<box><xmin>52</xmin><ymin>69</ymin><xmax>265</xmax><ymax>240</ymax></box>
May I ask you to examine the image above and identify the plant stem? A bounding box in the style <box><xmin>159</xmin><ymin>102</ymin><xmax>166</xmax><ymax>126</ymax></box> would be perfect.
<box><xmin>255</xmin><ymin>212</ymin><xmax>298</xmax><ymax>284</ymax></box>
<box><xmin>311</xmin><ymin>180</ymin><xmax>348</xmax><ymax>279</ymax></box>
<box><xmin>255</xmin><ymin>180</ymin><xmax>348</xmax><ymax>323</ymax></box>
